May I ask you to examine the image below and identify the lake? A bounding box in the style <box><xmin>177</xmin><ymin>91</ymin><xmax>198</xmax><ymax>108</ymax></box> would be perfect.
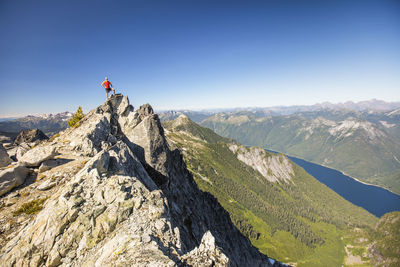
<box><xmin>286</xmin><ymin>155</ymin><xmax>400</xmax><ymax>217</ymax></box>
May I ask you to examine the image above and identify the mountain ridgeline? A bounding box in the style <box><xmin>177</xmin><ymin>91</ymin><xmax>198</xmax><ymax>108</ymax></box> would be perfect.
<box><xmin>0</xmin><ymin>95</ymin><xmax>284</xmax><ymax>266</ymax></box>
<box><xmin>0</xmin><ymin>112</ymin><xmax>72</xmax><ymax>137</ymax></box>
<box><xmin>163</xmin><ymin>115</ymin><xmax>380</xmax><ymax>266</ymax></box>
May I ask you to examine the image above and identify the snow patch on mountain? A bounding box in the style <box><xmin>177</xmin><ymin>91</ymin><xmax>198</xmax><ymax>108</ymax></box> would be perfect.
<box><xmin>328</xmin><ymin>119</ymin><xmax>385</xmax><ymax>139</ymax></box>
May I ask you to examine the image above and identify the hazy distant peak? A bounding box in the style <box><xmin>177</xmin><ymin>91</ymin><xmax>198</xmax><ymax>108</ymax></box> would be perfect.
<box><xmin>314</xmin><ymin>99</ymin><xmax>400</xmax><ymax>112</ymax></box>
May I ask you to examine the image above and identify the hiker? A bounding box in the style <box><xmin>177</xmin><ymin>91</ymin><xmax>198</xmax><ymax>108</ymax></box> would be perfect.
<box><xmin>101</xmin><ymin>77</ymin><xmax>115</xmax><ymax>99</ymax></box>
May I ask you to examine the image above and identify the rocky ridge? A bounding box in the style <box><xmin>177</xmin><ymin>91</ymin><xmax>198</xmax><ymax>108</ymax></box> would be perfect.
<box><xmin>0</xmin><ymin>95</ymin><xmax>283</xmax><ymax>266</ymax></box>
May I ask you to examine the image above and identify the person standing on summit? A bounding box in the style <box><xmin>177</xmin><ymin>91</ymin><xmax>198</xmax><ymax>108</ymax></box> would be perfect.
<box><xmin>101</xmin><ymin>77</ymin><xmax>115</xmax><ymax>99</ymax></box>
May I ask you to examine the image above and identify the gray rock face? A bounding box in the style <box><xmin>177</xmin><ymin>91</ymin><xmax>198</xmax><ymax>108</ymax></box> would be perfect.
<box><xmin>0</xmin><ymin>143</ymin><xmax>11</xmax><ymax>168</ymax></box>
<box><xmin>14</xmin><ymin>129</ymin><xmax>48</xmax><ymax>145</ymax></box>
<box><xmin>0</xmin><ymin>95</ymin><xmax>283</xmax><ymax>266</ymax></box>
<box><xmin>0</xmin><ymin>164</ymin><xmax>29</xmax><ymax>196</ymax></box>
<box><xmin>229</xmin><ymin>144</ymin><xmax>294</xmax><ymax>183</ymax></box>
<box><xmin>19</xmin><ymin>146</ymin><xmax>56</xmax><ymax>167</ymax></box>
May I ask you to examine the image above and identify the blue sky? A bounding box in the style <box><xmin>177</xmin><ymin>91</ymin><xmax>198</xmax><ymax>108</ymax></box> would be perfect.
<box><xmin>0</xmin><ymin>0</ymin><xmax>399</xmax><ymax>116</ymax></box>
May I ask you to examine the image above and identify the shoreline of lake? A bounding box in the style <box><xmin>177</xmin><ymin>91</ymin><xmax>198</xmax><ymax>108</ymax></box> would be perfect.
<box><xmin>266</xmin><ymin>148</ymin><xmax>399</xmax><ymax>197</ymax></box>
<box><xmin>265</xmin><ymin>148</ymin><xmax>400</xmax><ymax>217</ymax></box>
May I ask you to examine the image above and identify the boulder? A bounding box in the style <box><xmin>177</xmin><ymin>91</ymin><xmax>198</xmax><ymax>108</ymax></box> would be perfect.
<box><xmin>36</xmin><ymin>179</ymin><xmax>56</xmax><ymax>191</ymax></box>
<box><xmin>19</xmin><ymin>146</ymin><xmax>56</xmax><ymax>167</ymax></box>
<box><xmin>14</xmin><ymin>129</ymin><xmax>48</xmax><ymax>145</ymax></box>
<box><xmin>15</xmin><ymin>142</ymin><xmax>31</xmax><ymax>161</ymax></box>
<box><xmin>0</xmin><ymin>164</ymin><xmax>29</xmax><ymax>196</ymax></box>
<box><xmin>38</xmin><ymin>159</ymin><xmax>58</xmax><ymax>172</ymax></box>
<box><xmin>0</xmin><ymin>143</ymin><xmax>12</xmax><ymax>168</ymax></box>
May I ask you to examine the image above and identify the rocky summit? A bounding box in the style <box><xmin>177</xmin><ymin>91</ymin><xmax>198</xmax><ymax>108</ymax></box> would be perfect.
<box><xmin>14</xmin><ymin>129</ymin><xmax>49</xmax><ymax>146</ymax></box>
<box><xmin>0</xmin><ymin>95</ymin><xmax>284</xmax><ymax>266</ymax></box>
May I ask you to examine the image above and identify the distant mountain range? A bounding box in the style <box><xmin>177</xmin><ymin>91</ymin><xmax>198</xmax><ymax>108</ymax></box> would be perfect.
<box><xmin>0</xmin><ymin>118</ymin><xmax>18</xmax><ymax>122</ymax></box>
<box><xmin>302</xmin><ymin>99</ymin><xmax>400</xmax><ymax>112</ymax></box>
<box><xmin>159</xmin><ymin>99</ymin><xmax>400</xmax><ymax>120</ymax></box>
<box><xmin>201</xmin><ymin>109</ymin><xmax>400</xmax><ymax>194</ymax></box>
<box><xmin>159</xmin><ymin>100</ymin><xmax>400</xmax><ymax>195</ymax></box>
<box><xmin>1</xmin><ymin>99</ymin><xmax>397</xmax><ymax>133</ymax></box>
<box><xmin>0</xmin><ymin>112</ymin><xmax>72</xmax><ymax>136</ymax></box>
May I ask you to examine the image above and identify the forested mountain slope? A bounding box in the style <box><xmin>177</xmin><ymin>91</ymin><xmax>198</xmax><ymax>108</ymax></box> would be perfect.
<box><xmin>164</xmin><ymin>115</ymin><xmax>378</xmax><ymax>266</ymax></box>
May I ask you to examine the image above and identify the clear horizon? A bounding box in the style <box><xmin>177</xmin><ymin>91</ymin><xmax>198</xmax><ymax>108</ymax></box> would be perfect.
<box><xmin>1</xmin><ymin>98</ymin><xmax>399</xmax><ymax>118</ymax></box>
<box><xmin>1</xmin><ymin>0</ymin><xmax>399</xmax><ymax>116</ymax></box>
